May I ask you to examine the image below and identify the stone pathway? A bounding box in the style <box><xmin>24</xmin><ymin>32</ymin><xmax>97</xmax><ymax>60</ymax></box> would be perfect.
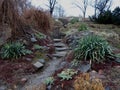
<box><xmin>22</xmin><ymin>38</ymin><xmax>69</xmax><ymax>90</ymax></box>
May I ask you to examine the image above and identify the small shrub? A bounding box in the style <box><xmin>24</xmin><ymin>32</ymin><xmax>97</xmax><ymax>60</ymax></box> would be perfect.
<box><xmin>57</xmin><ymin>69</ymin><xmax>77</xmax><ymax>81</ymax></box>
<box><xmin>44</xmin><ymin>77</ymin><xmax>54</xmax><ymax>85</ymax></box>
<box><xmin>78</xmin><ymin>24</ymin><xmax>88</xmax><ymax>31</ymax></box>
<box><xmin>70</xmin><ymin>17</ymin><xmax>79</xmax><ymax>24</ymax></box>
<box><xmin>33</xmin><ymin>44</ymin><xmax>43</xmax><ymax>50</ymax></box>
<box><xmin>74</xmin><ymin>73</ymin><xmax>105</xmax><ymax>90</ymax></box>
<box><xmin>1</xmin><ymin>42</ymin><xmax>32</xmax><ymax>59</ymax></box>
<box><xmin>35</xmin><ymin>32</ymin><xmax>46</xmax><ymax>39</ymax></box>
<box><xmin>74</xmin><ymin>35</ymin><xmax>113</xmax><ymax>63</ymax></box>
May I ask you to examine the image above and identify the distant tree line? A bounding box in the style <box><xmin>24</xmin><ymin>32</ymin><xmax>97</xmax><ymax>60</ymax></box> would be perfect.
<box><xmin>90</xmin><ymin>6</ymin><xmax>120</xmax><ymax>25</ymax></box>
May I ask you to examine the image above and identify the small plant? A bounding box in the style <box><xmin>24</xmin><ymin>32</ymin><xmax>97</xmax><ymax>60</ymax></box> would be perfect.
<box><xmin>74</xmin><ymin>73</ymin><xmax>105</xmax><ymax>90</ymax></box>
<box><xmin>44</xmin><ymin>77</ymin><xmax>54</xmax><ymax>85</ymax></box>
<box><xmin>35</xmin><ymin>32</ymin><xmax>46</xmax><ymax>39</ymax></box>
<box><xmin>1</xmin><ymin>42</ymin><xmax>32</xmax><ymax>59</ymax></box>
<box><xmin>33</xmin><ymin>44</ymin><xmax>43</xmax><ymax>50</ymax></box>
<box><xmin>78</xmin><ymin>24</ymin><xmax>88</xmax><ymax>31</ymax></box>
<box><xmin>57</xmin><ymin>69</ymin><xmax>77</xmax><ymax>81</ymax></box>
<box><xmin>70</xmin><ymin>17</ymin><xmax>79</xmax><ymax>24</ymax></box>
<box><xmin>74</xmin><ymin>35</ymin><xmax>114</xmax><ymax>63</ymax></box>
<box><xmin>71</xmin><ymin>59</ymin><xmax>80</xmax><ymax>67</ymax></box>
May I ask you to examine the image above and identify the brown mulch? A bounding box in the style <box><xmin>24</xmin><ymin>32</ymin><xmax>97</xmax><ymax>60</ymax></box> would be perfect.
<box><xmin>0</xmin><ymin>59</ymin><xmax>35</xmax><ymax>84</ymax></box>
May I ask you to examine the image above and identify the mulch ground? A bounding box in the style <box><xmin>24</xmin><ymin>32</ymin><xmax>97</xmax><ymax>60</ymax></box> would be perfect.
<box><xmin>0</xmin><ymin>59</ymin><xmax>35</xmax><ymax>84</ymax></box>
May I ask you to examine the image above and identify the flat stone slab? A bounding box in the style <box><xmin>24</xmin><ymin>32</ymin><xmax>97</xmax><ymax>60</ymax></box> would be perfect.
<box><xmin>53</xmin><ymin>52</ymin><xmax>67</xmax><ymax>57</ymax></box>
<box><xmin>78</xmin><ymin>63</ymin><xmax>91</xmax><ymax>73</ymax></box>
<box><xmin>31</xmin><ymin>37</ymin><xmax>37</xmax><ymax>42</ymax></box>
<box><xmin>55</xmin><ymin>47</ymin><xmax>68</xmax><ymax>51</ymax></box>
<box><xmin>33</xmin><ymin>62</ymin><xmax>44</xmax><ymax>69</ymax></box>
<box><xmin>54</xmin><ymin>43</ymin><xmax>66</xmax><ymax>47</ymax></box>
<box><xmin>115</xmin><ymin>58</ymin><xmax>120</xmax><ymax>63</ymax></box>
<box><xmin>38</xmin><ymin>59</ymin><xmax>45</xmax><ymax>64</ymax></box>
<box><xmin>53</xmin><ymin>39</ymin><xmax>62</xmax><ymax>42</ymax></box>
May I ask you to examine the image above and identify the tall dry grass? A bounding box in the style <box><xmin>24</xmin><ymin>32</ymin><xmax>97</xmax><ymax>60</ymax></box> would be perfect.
<box><xmin>22</xmin><ymin>8</ymin><xmax>53</xmax><ymax>35</ymax></box>
<box><xmin>0</xmin><ymin>0</ymin><xmax>53</xmax><ymax>40</ymax></box>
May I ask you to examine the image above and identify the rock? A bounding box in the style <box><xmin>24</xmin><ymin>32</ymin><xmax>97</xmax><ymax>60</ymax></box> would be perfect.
<box><xmin>20</xmin><ymin>78</ymin><xmax>27</xmax><ymax>84</ymax></box>
<box><xmin>54</xmin><ymin>43</ymin><xmax>66</xmax><ymax>47</ymax></box>
<box><xmin>90</xmin><ymin>70</ymin><xmax>106</xmax><ymax>79</ymax></box>
<box><xmin>53</xmin><ymin>57</ymin><xmax>57</xmax><ymax>60</ymax></box>
<box><xmin>96</xmin><ymin>74</ymin><xmax>106</xmax><ymax>79</ymax></box>
<box><xmin>0</xmin><ymin>85</ymin><xmax>7</xmax><ymax>90</ymax></box>
<box><xmin>115</xmin><ymin>57</ymin><xmax>120</xmax><ymax>63</ymax></box>
<box><xmin>26</xmin><ymin>58</ymin><xmax>32</xmax><ymax>62</ymax></box>
<box><xmin>47</xmin><ymin>85</ymin><xmax>52</xmax><ymax>90</ymax></box>
<box><xmin>105</xmin><ymin>86</ymin><xmax>111</xmax><ymax>90</ymax></box>
<box><xmin>90</xmin><ymin>70</ymin><xmax>97</xmax><ymax>76</ymax></box>
<box><xmin>39</xmin><ymin>83</ymin><xmax>46</xmax><ymax>90</ymax></box>
<box><xmin>78</xmin><ymin>63</ymin><xmax>91</xmax><ymax>73</ymax></box>
<box><xmin>33</xmin><ymin>62</ymin><xmax>44</xmax><ymax>69</ymax></box>
<box><xmin>53</xmin><ymin>54</ymin><xmax>64</xmax><ymax>58</ymax></box>
<box><xmin>53</xmin><ymin>39</ymin><xmax>62</xmax><ymax>42</ymax></box>
<box><xmin>53</xmin><ymin>51</ymin><xmax>67</xmax><ymax>58</ymax></box>
<box><xmin>31</xmin><ymin>37</ymin><xmax>37</xmax><ymax>42</ymax></box>
<box><xmin>98</xmin><ymin>69</ymin><xmax>104</xmax><ymax>75</ymax></box>
<box><xmin>48</xmin><ymin>44</ymin><xmax>55</xmax><ymax>54</ymax></box>
<box><xmin>55</xmin><ymin>47</ymin><xmax>68</xmax><ymax>51</ymax></box>
<box><xmin>46</xmin><ymin>54</ymin><xmax>53</xmax><ymax>59</ymax></box>
<box><xmin>65</xmin><ymin>51</ymin><xmax>74</xmax><ymax>62</ymax></box>
<box><xmin>58</xmin><ymin>62</ymin><xmax>67</xmax><ymax>69</ymax></box>
<box><xmin>90</xmin><ymin>71</ymin><xmax>98</xmax><ymax>79</ymax></box>
<box><xmin>38</xmin><ymin>59</ymin><xmax>45</xmax><ymax>64</ymax></box>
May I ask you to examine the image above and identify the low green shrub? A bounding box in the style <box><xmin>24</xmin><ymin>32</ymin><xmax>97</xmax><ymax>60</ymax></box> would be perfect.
<box><xmin>1</xmin><ymin>42</ymin><xmax>32</xmax><ymax>59</ymax></box>
<box><xmin>74</xmin><ymin>35</ymin><xmax>113</xmax><ymax>63</ymax></box>
<box><xmin>35</xmin><ymin>32</ymin><xmax>46</xmax><ymax>39</ymax></box>
<box><xmin>70</xmin><ymin>18</ymin><xmax>79</xmax><ymax>24</ymax></box>
<box><xmin>44</xmin><ymin>77</ymin><xmax>54</xmax><ymax>85</ymax></box>
<box><xmin>57</xmin><ymin>69</ymin><xmax>77</xmax><ymax>81</ymax></box>
<box><xmin>33</xmin><ymin>44</ymin><xmax>43</xmax><ymax>50</ymax></box>
<box><xmin>78</xmin><ymin>24</ymin><xmax>88</xmax><ymax>31</ymax></box>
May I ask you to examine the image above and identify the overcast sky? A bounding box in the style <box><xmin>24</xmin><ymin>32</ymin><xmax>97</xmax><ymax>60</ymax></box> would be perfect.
<box><xmin>31</xmin><ymin>0</ymin><xmax>120</xmax><ymax>17</ymax></box>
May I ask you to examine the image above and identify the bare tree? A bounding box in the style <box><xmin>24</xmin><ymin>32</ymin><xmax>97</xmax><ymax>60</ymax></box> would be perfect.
<box><xmin>47</xmin><ymin>0</ymin><xmax>57</xmax><ymax>15</ymax></box>
<box><xmin>16</xmin><ymin>0</ymin><xmax>32</xmax><ymax>13</ymax></box>
<box><xmin>96</xmin><ymin>0</ymin><xmax>112</xmax><ymax>14</ymax></box>
<box><xmin>54</xmin><ymin>4</ymin><xmax>65</xmax><ymax>18</ymax></box>
<box><xmin>74</xmin><ymin>0</ymin><xmax>89</xmax><ymax>19</ymax></box>
<box><xmin>90</xmin><ymin>0</ymin><xmax>112</xmax><ymax>16</ymax></box>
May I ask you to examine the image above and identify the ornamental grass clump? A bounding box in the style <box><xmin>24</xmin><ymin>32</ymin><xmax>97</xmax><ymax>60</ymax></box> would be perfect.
<box><xmin>74</xmin><ymin>35</ymin><xmax>114</xmax><ymax>63</ymax></box>
<box><xmin>1</xmin><ymin>42</ymin><xmax>32</xmax><ymax>59</ymax></box>
<box><xmin>78</xmin><ymin>23</ymin><xmax>88</xmax><ymax>31</ymax></box>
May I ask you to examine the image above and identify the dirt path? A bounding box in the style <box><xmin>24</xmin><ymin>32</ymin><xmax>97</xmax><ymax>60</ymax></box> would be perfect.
<box><xmin>21</xmin><ymin>39</ymin><xmax>69</xmax><ymax>90</ymax></box>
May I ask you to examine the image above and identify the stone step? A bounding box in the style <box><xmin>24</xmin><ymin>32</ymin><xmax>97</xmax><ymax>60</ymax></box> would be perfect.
<box><xmin>53</xmin><ymin>39</ymin><xmax>62</xmax><ymax>42</ymax></box>
<box><xmin>54</xmin><ymin>43</ymin><xmax>66</xmax><ymax>47</ymax></box>
<box><xmin>55</xmin><ymin>47</ymin><xmax>69</xmax><ymax>51</ymax></box>
<box><xmin>53</xmin><ymin>51</ymin><xmax>67</xmax><ymax>57</ymax></box>
<box><xmin>33</xmin><ymin>62</ymin><xmax>44</xmax><ymax>69</ymax></box>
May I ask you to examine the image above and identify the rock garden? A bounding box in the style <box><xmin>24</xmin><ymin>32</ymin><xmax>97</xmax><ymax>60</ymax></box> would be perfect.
<box><xmin>0</xmin><ymin>0</ymin><xmax>120</xmax><ymax>90</ymax></box>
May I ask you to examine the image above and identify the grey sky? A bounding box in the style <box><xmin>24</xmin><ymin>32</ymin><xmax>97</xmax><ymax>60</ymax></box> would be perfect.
<box><xmin>31</xmin><ymin>0</ymin><xmax>120</xmax><ymax>17</ymax></box>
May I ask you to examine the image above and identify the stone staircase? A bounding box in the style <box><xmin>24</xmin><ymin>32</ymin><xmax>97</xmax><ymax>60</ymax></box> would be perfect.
<box><xmin>32</xmin><ymin>38</ymin><xmax>69</xmax><ymax>69</ymax></box>
<box><xmin>52</xmin><ymin>38</ymin><xmax>69</xmax><ymax>59</ymax></box>
<box><xmin>23</xmin><ymin>38</ymin><xmax>69</xmax><ymax>90</ymax></box>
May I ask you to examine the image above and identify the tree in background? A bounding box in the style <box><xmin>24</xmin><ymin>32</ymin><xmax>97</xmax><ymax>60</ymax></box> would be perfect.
<box><xmin>74</xmin><ymin>0</ymin><xmax>89</xmax><ymax>19</ymax></box>
<box><xmin>16</xmin><ymin>0</ymin><xmax>32</xmax><ymax>13</ymax></box>
<box><xmin>47</xmin><ymin>0</ymin><xmax>57</xmax><ymax>15</ymax></box>
<box><xmin>54</xmin><ymin>4</ymin><xmax>65</xmax><ymax>18</ymax></box>
<box><xmin>90</xmin><ymin>0</ymin><xmax>112</xmax><ymax>16</ymax></box>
